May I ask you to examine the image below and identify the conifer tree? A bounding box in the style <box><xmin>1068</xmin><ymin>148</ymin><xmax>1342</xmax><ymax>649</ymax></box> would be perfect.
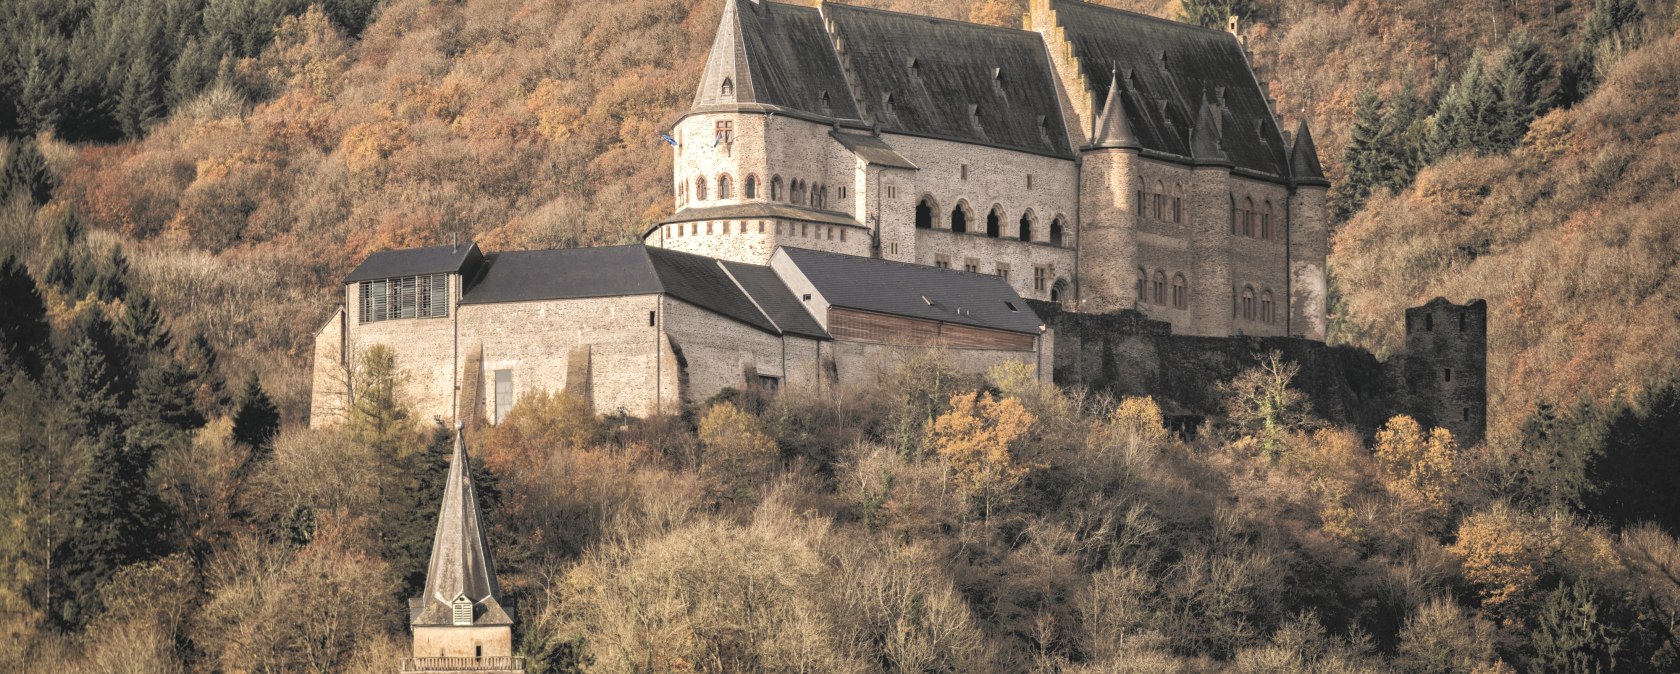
<box><xmin>1561</xmin><ymin>0</ymin><xmax>1644</xmax><ymax>105</ymax></box>
<box><xmin>116</xmin><ymin>48</ymin><xmax>164</xmax><ymax>138</ymax></box>
<box><xmin>1427</xmin><ymin>53</ymin><xmax>1502</xmax><ymax>161</ymax></box>
<box><xmin>1385</xmin><ymin>78</ymin><xmax>1430</xmax><ymax>187</ymax></box>
<box><xmin>232</xmin><ymin>372</ymin><xmax>281</xmax><ymax>453</ymax></box>
<box><xmin>2</xmin><ymin>136</ymin><xmax>57</xmax><ymax>206</ymax></box>
<box><xmin>1493</xmin><ymin>32</ymin><xmax>1554</xmax><ymax>150</ymax></box>
<box><xmin>1177</xmin><ymin>0</ymin><xmax>1252</xmax><ymax>28</ymax></box>
<box><xmin>0</xmin><ymin>255</ymin><xmax>51</xmax><ymax>380</ymax></box>
<box><xmin>118</xmin><ymin>290</ymin><xmax>172</xmax><ymax>358</ymax></box>
<box><xmin>182</xmin><ymin>333</ymin><xmax>230</xmax><ymax>414</ymax></box>
<box><xmin>1331</xmin><ymin>88</ymin><xmax>1401</xmax><ymax>221</ymax></box>
<box><xmin>15</xmin><ymin>26</ymin><xmax>67</xmax><ymax>135</ymax></box>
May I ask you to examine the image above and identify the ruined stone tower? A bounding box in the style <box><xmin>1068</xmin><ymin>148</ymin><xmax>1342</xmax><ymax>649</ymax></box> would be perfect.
<box><xmin>1403</xmin><ymin>298</ymin><xmax>1488</xmax><ymax>447</ymax></box>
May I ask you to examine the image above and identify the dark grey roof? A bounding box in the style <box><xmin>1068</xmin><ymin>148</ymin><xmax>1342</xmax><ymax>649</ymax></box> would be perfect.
<box><xmin>830</xmin><ymin>130</ymin><xmax>919</xmax><ymax>169</ymax></box>
<box><xmin>1048</xmin><ymin>0</ymin><xmax>1289</xmax><ymax>177</ymax></box>
<box><xmin>719</xmin><ymin>261</ymin><xmax>829</xmax><ymax>339</ymax></box>
<box><xmin>413</xmin><ymin>428</ymin><xmax>511</xmax><ymax>627</ymax></box>
<box><xmin>459</xmin><ymin>245</ymin><xmax>789</xmax><ymax>336</ymax></box>
<box><xmin>1190</xmin><ymin>97</ymin><xmax>1231</xmax><ymax>166</ymax></box>
<box><xmin>779</xmin><ymin>247</ymin><xmax>1043</xmax><ymax>335</ymax></box>
<box><xmin>820</xmin><ymin>3</ymin><xmax>1073</xmax><ymax>158</ymax></box>
<box><xmin>657</xmin><ymin>202</ymin><xmax>862</xmax><ymax>227</ymax></box>
<box><xmin>1290</xmin><ymin>120</ymin><xmax>1329</xmax><ymax>186</ymax></box>
<box><xmin>1087</xmin><ymin>68</ymin><xmax>1140</xmax><ymax>150</ymax></box>
<box><xmin>693</xmin><ymin>0</ymin><xmax>861</xmax><ymax>120</ymax></box>
<box><xmin>345</xmin><ymin>243</ymin><xmax>483</xmax><ymax>283</ymax></box>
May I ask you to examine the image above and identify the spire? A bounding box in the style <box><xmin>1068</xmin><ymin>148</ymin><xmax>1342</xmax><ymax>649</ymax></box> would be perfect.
<box><xmin>1189</xmin><ymin>95</ymin><xmax>1231</xmax><ymax>167</ymax></box>
<box><xmin>1087</xmin><ymin>67</ymin><xmax>1140</xmax><ymax>151</ymax></box>
<box><xmin>692</xmin><ymin>0</ymin><xmax>757</xmax><ymax>108</ymax></box>
<box><xmin>412</xmin><ymin>426</ymin><xmax>511</xmax><ymax>627</ymax></box>
<box><xmin>1289</xmin><ymin>119</ymin><xmax>1330</xmax><ymax>187</ymax></box>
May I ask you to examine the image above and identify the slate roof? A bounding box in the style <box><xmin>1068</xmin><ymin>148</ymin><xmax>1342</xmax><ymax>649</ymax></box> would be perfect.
<box><xmin>1289</xmin><ymin>119</ymin><xmax>1329</xmax><ymax>186</ymax></box>
<box><xmin>779</xmin><ymin>247</ymin><xmax>1044</xmax><ymax>335</ymax></box>
<box><xmin>829</xmin><ymin>130</ymin><xmax>919</xmax><ymax>169</ymax></box>
<box><xmin>344</xmin><ymin>243</ymin><xmax>483</xmax><ymax>283</ymax></box>
<box><xmin>693</xmin><ymin>0</ymin><xmax>861</xmax><ymax>120</ymax></box>
<box><xmin>1087</xmin><ymin>68</ymin><xmax>1141</xmax><ymax>150</ymax></box>
<box><xmin>657</xmin><ymin>202</ymin><xmax>862</xmax><ymax>227</ymax></box>
<box><xmin>719</xmin><ymin>261</ymin><xmax>829</xmax><ymax>339</ymax></box>
<box><xmin>413</xmin><ymin>428</ymin><xmax>512</xmax><ymax>627</ymax></box>
<box><xmin>821</xmin><ymin>2</ymin><xmax>1073</xmax><ymax>158</ymax></box>
<box><xmin>1046</xmin><ymin>0</ymin><xmax>1289</xmax><ymax>177</ymax></box>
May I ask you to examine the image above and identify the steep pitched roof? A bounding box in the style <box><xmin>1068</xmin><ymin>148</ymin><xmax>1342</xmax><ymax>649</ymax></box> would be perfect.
<box><xmin>345</xmin><ymin>243</ymin><xmax>483</xmax><ymax>284</ymax></box>
<box><xmin>778</xmin><ymin>247</ymin><xmax>1044</xmax><ymax>335</ymax></box>
<box><xmin>692</xmin><ymin>0</ymin><xmax>860</xmax><ymax>120</ymax></box>
<box><xmin>1087</xmin><ymin>68</ymin><xmax>1140</xmax><ymax>150</ymax></box>
<box><xmin>413</xmin><ymin>428</ymin><xmax>511</xmax><ymax>627</ymax></box>
<box><xmin>1045</xmin><ymin>0</ymin><xmax>1288</xmax><ymax>176</ymax></box>
<box><xmin>1289</xmin><ymin>119</ymin><xmax>1329</xmax><ymax>186</ymax></box>
<box><xmin>718</xmin><ymin>260</ymin><xmax>829</xmax><ymax>339</ymax></box>
<box><xmin>820</xmin><ymin>3</ymin><xmax>1072</xmax><ymax>158</ymax></box>
<box><xmin>1189</xmin><ymin>97</ymin><xmax>1231</xmax><ymax>166</ymax></box>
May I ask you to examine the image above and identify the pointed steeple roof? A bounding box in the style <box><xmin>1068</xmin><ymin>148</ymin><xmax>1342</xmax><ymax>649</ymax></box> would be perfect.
<box><xmin>1086</xmin><ymin>67</ymin><xmax>1140</xmax><ymax>151</ymax></box>
<box><xmin>411</xmin><ymin>426</ymin><xmax>512</xmax><ymax>627</ymax></box>
<box><xmin>1189</xmin><ymin>95</ymin><xmax>1231</xmax><ymax>167</ymax></box>
<box><xmin>693</xmin><ymin>0</ymin><xmax>756</xmax><ymax>107</ymax></box>
<box><xmin>1289</xmin><ymin>119</ymin><xmax>1330</xmax><ymax>187</ymax></box>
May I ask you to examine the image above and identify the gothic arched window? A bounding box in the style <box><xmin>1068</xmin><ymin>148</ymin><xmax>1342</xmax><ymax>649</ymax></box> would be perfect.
<box><xmin>1241</xmin><ymin>285</ymin><xmax>1256</xmax><ymax>320</ymax></box>
<box><xmin>1172</xmin><ymin>273</ymin><xmax>1187</xmax><ymax>309</ymax></box>
<box><xmin>1261</xmin><ymin>201</ymin><xmax>1273</xmax><ymax>240</ymax></box>
<box><xmin>1152</xmin><ymin>270</ymin><xmax>1167</xmax><ymax>305</ymax></box>
<box><xmin>1261</xmin><ymin>289</ymin><xmax>1275</xmax><ymax>323</ymax></box>
<box><xmin>744</xmin><ymin>175</ymin><xmax>757</xmax><ymax>199</ymax></box>
<box><xmin>695</xmin><ymin>176</ymin><xmax>707</xmax><ymax>201</ymax></box>
<box><xmin>717</xmin><ymin>174</ymin><xmax>733</xmax><ymax>199</ymax></box>
<box><xmin>1049</xmin><ymin>217</ymin><xmax>1065</xmax><ymax>247</ymax></box>
<box><xmin>915</xmin><ymin>197</ymin><xmax>935</xmax><ymax>229</ymax></box>
<box><xmin>1018</xmin><ymin>211</ymin><xmax>1034</xmax><ymax>241</ymax></box>
<box><xmin>1152</xmin><ymin>180</ymin><xmax>1165</xmax><ymax>220</ymax></box>
<box><xmin>1243</xmin><ymin>197</ymin><xmax>1256</xmax><ymax>237</ymax></box>
<box><xmin>770</xmin><ymin>175</ymin><xmax>783</xmax><ymax>201</ymax></box>
<box><xmin>1136</xmin><ymin>267</ymin><xmax>1148</xmax><ymax>303</ymax></box>
<box><xmin>986</xmin><ymin>206</ymin><xmax>1002</xmax><ymax>238</ymax></box>
<box><xmin>1171</xmin><ymin>183</ymin><xmax>1184</xmax><ymax>223</ymax></box>
<box><xmin>951</xmin><ymin>202</ymin><xmax>970</xmax><ymax>233</ymax></box>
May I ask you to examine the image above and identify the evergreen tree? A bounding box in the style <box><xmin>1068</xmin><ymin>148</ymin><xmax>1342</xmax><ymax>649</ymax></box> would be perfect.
<box><xmin>1427</xmin><ymin>52</ymin><xmax>1502</xmax><ymax>161</ymax></box>
<box><xmin>1531</xmin><ymin>578</ymin><xmax>1627</xmax><ymax>673</ymax></box>
<box><xmin>182</xmin><ymin>332</ymin><xmax>229</xmax><ymax>414</ymax></box>
<box><xmin>349</xmin><ymin>344</ymin><xmax>412</xmax><ymax>455</ymax></box>
<box><xmin>1331</xmin><ymin>88</ymin><xmax>1401</xmax><ymax>221</ymax></box>
<box><xmin>1561</xmin><ymin>0</ymin><xmax>1644</xmax><ymax>105</ymax></box>
<box><xmin>0</xmin><ymin>255</ymin><xmax>51</xmax><ymax>380</ymax></box>
<box><xmin>66</xmin><ymin>311</ymin><xmax>136</xmax><ymax>408</ymax></box>
<box><xmin>116</xmin><ymin>46</ymin><xmax>164</xmax><ymax>137</ymax></box>
<box><xmin>118</xmin><ymin>290</ymin><xmax>172</xmax><ymax>358</ymax></box>
<box><xmin>50</xmin><ymin>429</ymin><xmax>174</xmax><ymax>629</ymax></box>
<box><xmin>231</xmin><ymin>372</ymin><xmax>280</xmax><ymax>453</ymax></box>
<box><xmin>15</xmin><ymin>25</ymin><xmax>67</xmax><ymax>135</ymax></box>
<box><xmin>2</xmin><ymin>136</ymin><xmax>57</xmax><ymax>206</ymax></box>
<box><xmin>1177</xmin><ymin>0</ymin><xmax>1252</xmax><ymax>29</ymax></box>
<box><xmin>1493</xmin><ymin>32</ymin><xmax>1554</xmax><ymax>151</ymax></box>
<box><xmin>1585</xmin><ymin>383</ymin><xmax>1680</xmax><ymax>534</ymax></box>
<box><xmin>1385</xmin><ymin>77</ymin><xmax>1430</xmax><ymax>187</ymax></box>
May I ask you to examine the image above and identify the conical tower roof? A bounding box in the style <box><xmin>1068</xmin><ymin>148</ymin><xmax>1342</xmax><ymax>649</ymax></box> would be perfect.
<box><xmin>693</xmin><ymin>0</ymin><xmax>756</xmax><ymax>107</ymax></box>
<box><xmin>1087</xmin><ymin>68</ymin><xmax>1140</xmax><ymax>151</ymax></box>
<box><xmin>1290</xmin><ymin>119</ymin><xmax>1330</xmax><ymax>186</ymax></box>
<box><xmin>412</xmin><ymin>426</ymin><xmax>511</xmax><ymax>626</ymax></box>
<box><xmin>1189</xmin><ymin>95</ymin><xmax>1231</xmax><ymax>167</ymax></box>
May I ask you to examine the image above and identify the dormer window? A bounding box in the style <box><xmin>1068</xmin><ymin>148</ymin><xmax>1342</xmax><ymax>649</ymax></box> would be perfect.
<box><xmin>452</xmin><ymin>594</ymin><xmax>473</xmax><ymax>626</ymax></box>
<box><xmin>720</xmin><ymin>77</ymin><xmax>734</xmax><ymax>97</ymax></box>
<box><xmin>882</xmin><ymin>94</ymin><xmax>895</xmax><ymax>115</ymax></box>
<box><xmin>820</xmin><ymin>91</ymin><xmax>832</xmax><ymax>115</ymax></box>
<box><xmin>969</xmin><ymin>104</ymin><xmax>982</xmax><ymax>130</ymax></box>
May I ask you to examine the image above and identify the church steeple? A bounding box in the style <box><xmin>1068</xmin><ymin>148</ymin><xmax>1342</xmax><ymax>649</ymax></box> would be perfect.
<box><xmin>1086</xmin><ymin>68</ymin><xmax>1140</xmax><ymax>151</ymax></box>
<box><xmin>405</xmin><ymin>426</ymin><xmax>521</xmax><ymax>673</ymax></box>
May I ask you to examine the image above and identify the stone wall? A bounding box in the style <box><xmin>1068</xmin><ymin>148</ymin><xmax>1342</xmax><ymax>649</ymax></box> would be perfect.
<box><xmin>308</xmin><ymin>307</ymin><xmax>347</xmax><ymax>428</ymax></box>
<box><xmin>1402</xmin><ymin>299</ymin><xmax>1488</xmax><ymax>446</ymax></box>
<box><xmin>335</xmin><ymin>274</ymin><xmax>462</xmax><ymax>428</ymax></box>
<box><xmin>650</xmin><ymin>217</ymin><xmax>868</xmax><ymax>264</ymax></box>
<box><xmin>411</xmin><ymin>625</ymin><xmax>512</xmax><ymax>658</ymax></box>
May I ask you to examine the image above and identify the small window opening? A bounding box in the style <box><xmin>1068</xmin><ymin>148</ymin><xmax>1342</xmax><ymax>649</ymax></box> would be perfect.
<box><xmin>916</xmin><ymin>197</ymin><xmax>934</xmax><ymax>229</ymax></box>
<box><xmin>493</xmin><ymin>370</ymin><xmax>513</xmax><ymax>424</ymax></box>
<box><xmin>721</xmin><ymin>77</ymin><xmax>734</xmax><ymax>97</ymax></box>
<box><xmin>950</xmin><ymin>205</ymin><xmax>969</xmax><ymax>233</ymax></box>
<box><xmin>649</xmin><ymin>310</ymin><xmax>656</xmax><ymax>326</ymax></box>
<box><xmin>1462</xmin><ymin>407</ymin><xmax>1471</xmax><ymax>422</ymax></box>
<box><xmin>1444</xmin><ymin>368</ymin><xmax>1453</xmax><ymax>382</ymax></box>
<box><xmin>1425</xmin><ymin>313</ymin><xmax>1434</xmax><ymax>331</ymax></box>
<box><xmin>476</xmin><ymin>645</ymin><xmax>483</xmax><ymax>658</ymax></box>
<box><xmin>1459</xmin><ymin>313</ymin><xmax>1467</xmax><ymax>332</ymax></box>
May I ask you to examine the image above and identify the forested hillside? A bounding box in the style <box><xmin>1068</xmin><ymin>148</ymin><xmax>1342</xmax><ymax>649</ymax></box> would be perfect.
<box><xmin>5</xmin><ymin>0</ymin><xmax>1680</xmax><ymax>672</ymax></box>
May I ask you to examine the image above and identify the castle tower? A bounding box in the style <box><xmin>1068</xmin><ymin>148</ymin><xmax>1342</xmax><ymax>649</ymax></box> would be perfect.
<box><xmin>1403</xmin><ymin>298</ymin><xmax>1488</xmax><ymax>447</ymax></box>
<box><xmin>404</xmin><ymin>426</ymin><xmax>523</xmax><ymax>673</ymax></box>
<box><xmin>1287</xmin><ymin>121</ymin><xmax>1330</xmax><ymax>340</ymax></box>
<box><xmin>1188</xmin><ymin>97</ymin><xmax>1236</xmax><ymax>336</ymax></box>
<box><xmin>1076</xmin><ymin>69</ymin><xmax>1142</xmax><ymax>312</ymax></box>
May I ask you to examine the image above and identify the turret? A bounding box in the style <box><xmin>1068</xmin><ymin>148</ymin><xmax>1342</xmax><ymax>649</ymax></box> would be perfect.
<box><xmin>1188</xmin><ymin>96</ymin><xmax>1235</xmax><ymax>335</ymax></box>
<box><xmin>404</xmin><ymin>427</ymin><xmax>523</xmax><ymax>673</ymax></box>
<box><xmin>1287</xmin><ymin>120</ymin><xmax>1329</xmax><ymax>340</ymax></box>
<box><xmin>1076</xmin><ymin>69</ymin><xmax>1143</xmax><ymax>312</ymax></box>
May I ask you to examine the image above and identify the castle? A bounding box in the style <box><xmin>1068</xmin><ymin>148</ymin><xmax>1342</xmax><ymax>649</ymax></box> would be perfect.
<box><xmin>310</xmin><ymin>0</ymin><xmax>1348</xmax><ymax>428</ymax></box>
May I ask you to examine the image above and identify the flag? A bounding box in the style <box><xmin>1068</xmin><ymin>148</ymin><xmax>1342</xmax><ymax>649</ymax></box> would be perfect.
<box><xmin>660</xmin><ymin>133</ymin><xmax>678</xmax><ymax>147</ymax></box>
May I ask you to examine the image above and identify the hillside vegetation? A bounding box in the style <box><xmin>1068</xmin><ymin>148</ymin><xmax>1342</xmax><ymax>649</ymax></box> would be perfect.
<box><xmin>6</xmin><ymin>0</ymin><xmax>1680</xmax><ymax>672</ymax></box>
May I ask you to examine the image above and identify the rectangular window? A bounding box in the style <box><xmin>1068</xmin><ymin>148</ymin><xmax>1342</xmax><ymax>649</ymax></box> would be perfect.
<box><xmin>649</xmin><ymin>310</ymin><xmax>656</xmax><ymax>326</ymax></box>
<box><xmin>1026</xmin><ymin>174</ymin><xmax>1033</xmax><ymax>190</ymax></box>
<box><xmin>935</xmin><ymin>254</ymin><xmax>951</xmax><ymax>269</ymax></box>
<box><xmin>1033</xmin><ymin>266</ymin><xmax>1048</xmax><ymax>291</ymax></box>
<box><xmin>886</xmin><ymin>185</ymin><xmax>897</xmax><ymax>199</ymax></box>
<box><xmin>890</xmin><ymin>242</ymin><xmax>900</xmax><ymax>255</ymax></box>
<box><xmin>838</xmin><ymin>186</ymin><xmax>847</xmax><ymax>199</ymax></box>
<box><xmin>995</xmin><ymin>263</ymin><xmax>1010</xmax><ymax>281</ymax></box>
<box><xmin>1444</xmin><ymin>368</ymin><xmax>1453</xmax><ymax>382</ymax></box>
<box><xmin>964</xmin><ymin>258</ymin><xmax>979</xmax><ymax>273</ymax></box>
<box><xmin>715</xmin><ymin>120</ymin><xmax>733</xmax><ymax>143</ymax></box>
<box><xmin>757</xmin><ymin>375</ymin><xmax>780</xmax><ymax>392</ymax></box>
<box><xmin>960</xmin><ymin>164</ymin><xmax>969</xmax><ymax>180</ymax></box>
<box><xmin>493</xmin><ymin>370</ymin><xmax>513</xmax><ymax>424</ymax></box>
<box><xmin>359</xmin><ymin>274</ymin><xmax>449</xmax><ymax>323</ymax></box>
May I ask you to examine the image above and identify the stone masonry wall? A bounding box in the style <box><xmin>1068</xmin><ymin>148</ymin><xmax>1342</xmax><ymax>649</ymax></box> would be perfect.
<box><xmin>308</xmin><ymin>307</ymin><xmax>347</xmax><ymax>428</ymax></box>
<box><xmin>338</xmin><ymin>274</ymin><xmax>461</xmax><ymax>427</ymax></box>
<box><xmin>411</xmin><ymin>625</ymin><xmax>512</xmax><ymax>659</ymax></box>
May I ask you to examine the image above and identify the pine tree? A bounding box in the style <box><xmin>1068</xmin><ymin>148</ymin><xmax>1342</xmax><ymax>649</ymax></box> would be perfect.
<box><xmin>116</xmin><ymin>48</ymin><xmax>164</xmax><ymax>138</ymax></box>
<box><xmin>1493</xmin><ymin>32</ymin><xmax>1554</xmax><ymax>151</ymax></box>
<box><xmin>1427</xmin><ymin>53</ymin><xmax>1502</xmax><ymax>161</ymax></box>
<box><xmin>118</xmin><ymin>290</ymin><xmax>172</xmax><ymax>358</ymax></box>
<box><xmin>16</xmin><ymin>26</ymin><xmax>67</xmax><ymax>135</ymax></box>
<box><xmin>0</xmin><ymin>255</ymin><xmax>51</xmax><ymax>380</ymax></box>
<box><xmin>1561</xmin><ymin>0</ymin><xmax>1644</xmax><ymax>105</ymax></box>
<box><xmin>1331</xmin><ymin>88</ymin><xmax>1401</xmax><ymax>221</ymax></box>
<box><xmin>182</xmin><ymin>333</ymin><xmax>229</xmax><ymax>415</ymax></box>
<box><xmin>2</xmin><ymin>136</ymin><xmax>57</xmax><ymax>206</ymax></box>
<box><xmin>1385</xmin><ymin>78</ymin><xmax>1429</xmax><ymax>187</ymax></box>
<box><xmin>1177</xmin><ymin>0</ymin><xmax>1252</xmax><ymax>29</ymax></box>
<box><xmin>231</xmin><ymin>372</ymin><xmax>280</xmax><ymax>453</ymax></box>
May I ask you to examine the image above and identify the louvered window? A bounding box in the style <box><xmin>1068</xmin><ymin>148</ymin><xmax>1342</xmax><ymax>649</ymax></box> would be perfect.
<box><xmin>359</xmin><ymin>274</ymin><xmax>450</xmax><ymax>323</ymax></box>
<box><xmin>452</xmin><ymin>595</ymin><xmax>474</xmax><ymax>626</ymax></box>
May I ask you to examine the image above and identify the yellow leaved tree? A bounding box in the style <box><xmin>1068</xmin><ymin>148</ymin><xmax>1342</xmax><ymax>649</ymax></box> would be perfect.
<box><xmin>1373</xmin><ymin>415</ymin><xmax>1460</xmax><ymax>526</ymax></box>
<box><xmin>926</xmin><ymin>391</ymin><xmax>1038</xmax><ymax>519</ymax></box>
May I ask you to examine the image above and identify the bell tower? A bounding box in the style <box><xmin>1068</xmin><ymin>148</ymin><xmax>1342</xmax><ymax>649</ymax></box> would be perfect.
<box><xmin>403</xmin><ymin>426</ymin><xmax>524</xmax><ymax>673</ymax></box>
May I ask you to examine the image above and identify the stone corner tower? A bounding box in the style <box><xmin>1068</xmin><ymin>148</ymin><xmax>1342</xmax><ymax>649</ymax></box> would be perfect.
<box><xmin>404</xmin><ymin>426</ymin><xmax>524</xmax><ymax>673</ymax></box>
<box><xmin>1402</xmin><ymin>297</ymin><xmax>1488</xmax><ymax>447</ymax></box>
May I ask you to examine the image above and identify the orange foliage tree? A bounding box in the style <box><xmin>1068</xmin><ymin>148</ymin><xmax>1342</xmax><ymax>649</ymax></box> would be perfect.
<box><xmin>926</xmin><ymin>391</ymin><xmax>1038</xmax><ymax>519</ymax></box>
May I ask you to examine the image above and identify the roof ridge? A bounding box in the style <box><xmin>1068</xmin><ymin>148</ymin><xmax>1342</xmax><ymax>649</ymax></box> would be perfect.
<box><xmin>714</xmin><ymin>260</ymin><xmax>785</xmax><ymax>334</ymax></box>
<box><xmin>1050</xmin><ymin>0</ymin><xmax>1235</xmax><ymax>37</ymax></box>
<box><xmin>781</xmin><ymin>245</ymin><xmax>1015</xmax><ymax>282</ymax></box>
<box><xmin>820</xmin><ymin>1</ymin><xmax>1041</xmax><ymax>38</ymax></box>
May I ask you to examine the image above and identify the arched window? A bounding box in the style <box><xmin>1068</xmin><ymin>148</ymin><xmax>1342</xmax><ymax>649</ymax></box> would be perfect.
<box><xmin>1229</xmin><ymin>194</ymin><xmax>1237</xmax><ymax>235</ymax></box>
<box><xmin>745</xmin><ymin>175</ymin><xmax>757</xmax><ymax>199</ymax></box>
<box><xmin>1136</xmin><ymin>267</ymin><xmax>1148</xmax><ymax>303</ymax></box>
<box><xmin>1261</xmin><ymin>289</ymin><xmax>1275</xmax><ymax>323</ymax></box>
<box><xmin>678</xmin><ymin>180</ymin><xmax>686</xmax><ymax>205</ymax></box>
<box><xmin>1049</xmin><ymin>217</ymin><xmax>1065</xmax><ymax>247</ymax></box>
<box><xmin>1137</xmin><ymin>179</ymin><xmax>1147</xmax><ymax>223</ymax></box>
<box><xmin>717</xmin><ymin>174</ymin><xmax>732</xmax><ymax>199</ymax></box>
<box><xmin>771</xmin><ymin>175</ymin><xmax>783</xmax><ymax>201</ymax></box>
<box><xmin>1261</xmin><ymin>201</ymin><xmax>1273</xmax><ymax>240</ymax></box>
<box><xmin>1241</xmin><ymin>285</ymin><xmax>1256</xmax><ymax>320</ymax></box>
<box><xmin>695</xmin><ymin>176</ymin><xmax>707</xmax><ymax>201</ymax></box>
<box><xmin>1050</xmin><ymin>278</ymin><xmax>1068</xmax><ymax>302</ymax></box>
<box><xmin>810</xmin><ymin>183</ymin><xmax>820</xmax><ymax>207</ymax></box>
<box><xmin>986</xmin><ymin>206</ymin><xmax>1002</xmax><ymax>238</ymax></box>
<box><xmin>1243</xmin><ymin>197</ymin><xmax>1256</xmax><ymax>237</ymax></box>
<box><xmin>1152</xmin><ymin>270</ymin><xmax>1167</xmax><ymax>305</ymax></box>
<box><xmin>950</xmin><ymin>202</ymin><xmax>970</xmax><ymax>233</ymax></box>
<box><xmin>721</xmin><ymin>77</ymin><xmax>733</xmax><ymax>97</ymax></box>
<box><xmin>1152</xmin><ymin>180</ymin><xmax>1165</xmax><ymax>220</ymax></box>
<box><xmin>1172</xmin><ymin>273</ymin><xmax>1187</xmax><ymax>309</ymax></box>
<box><xmin>1171</xmin><ymin>184</ymin><xmax>1184</xmax><ymax>224</ymax></box>
<box><xmin>1018</xmin><ymin>211</ymin><xmax>1034</xmax><ymax>241</ymax></box>
<box><xmin>791</xmin><ymin>180</ymin><xmax>805</xmax><ymax>205</ymax></box>
<box><xmin>915</xmin><ymin>197</ymin><xmax>935</xmax><ymax>229</ymax></box>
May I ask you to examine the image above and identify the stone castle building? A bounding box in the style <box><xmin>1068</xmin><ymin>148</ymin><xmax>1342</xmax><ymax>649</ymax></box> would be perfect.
<box><xmin>404</xmin><ymin>427</ymin><xmax>524</xmax><ymax>673</ymax></box>
<box><xmin>654</xmin><ymin>0</ymin><xmax>1329</xmax><ymax>339</ymax></box>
